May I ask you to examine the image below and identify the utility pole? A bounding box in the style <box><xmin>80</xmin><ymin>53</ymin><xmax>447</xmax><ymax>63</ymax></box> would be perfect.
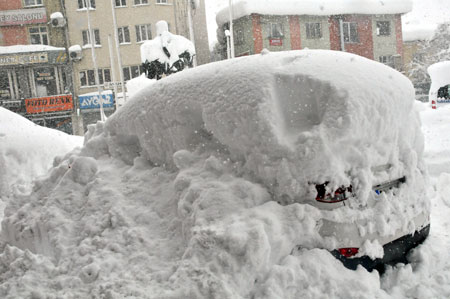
<box><xmin>186</xmin><ymin>0</ymin><xmax>197</xmax><ymax>66</ymax></box>
<box><xmin>108</xmin><ymin>35</ymin><xmax>119</xmax><ymax>110</ymax></box>
<box><xmin>228</xmin><ymin>0</ymin><xmax>235</xmax><ymax>58</ymax></box>
<box><xmin>110</xmin><ymin>0</ymin><xmax>127</xmax><ymax>104</ymax></box>
<box><xmin>84</xmin><ymin>0</ymin><xmax>106</xmax><ymax>121</ymax></box>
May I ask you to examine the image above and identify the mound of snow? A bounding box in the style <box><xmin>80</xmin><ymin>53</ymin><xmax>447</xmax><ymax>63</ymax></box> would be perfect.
<box><xmin>0</xmin><ymin>108</ymin><xmax>83</xmax><ymax>198</ymax></box>
<box><xmin>0</xmin><ymin>50</ymin><xmax>430</xmax><ymax>298</ymax></box>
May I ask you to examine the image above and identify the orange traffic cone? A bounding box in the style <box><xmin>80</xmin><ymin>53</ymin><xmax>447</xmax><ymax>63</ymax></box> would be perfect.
<box><xmin>432</xmin><ymin>100</ymin><xmax>437</xmax><ymax>109</ymax></box>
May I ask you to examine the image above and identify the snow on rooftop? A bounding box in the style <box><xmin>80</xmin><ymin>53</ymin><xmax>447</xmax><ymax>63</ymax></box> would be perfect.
<box><xmin>0</xmin><ymin>45</ymin><xmax>65</xmax><ymax>55</ymax></box>
<box><xmin>216</xmin><ymin>0</ymin><xmax>412</xmax><ymax>25</ymax></box>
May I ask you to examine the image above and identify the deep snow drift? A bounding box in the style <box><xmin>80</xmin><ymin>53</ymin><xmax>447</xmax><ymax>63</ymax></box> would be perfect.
<box><xmin>0</xmin><ymin>50</ymin><xmax>444</xmax><ymax>298</ymax></box>
<box><xmin>0</xmin><ymin>108</ymin><xmax>82</xmax><ymax>199</ymax></box>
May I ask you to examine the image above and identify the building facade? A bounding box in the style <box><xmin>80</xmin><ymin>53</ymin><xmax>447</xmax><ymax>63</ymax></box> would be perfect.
<box><xmin>219</xmin><ymin>13</ymin><xmax>404</xmax><ymax>70</ymax></box>
<box><xmin>64</xmin><ymin>0</ymin><xmax>209</xmax><ymax>133</ymax></box>
<box><xmin>0</xmin><ymin>0</ymin><xmax>76</xmax><ymax>134</ymax></box>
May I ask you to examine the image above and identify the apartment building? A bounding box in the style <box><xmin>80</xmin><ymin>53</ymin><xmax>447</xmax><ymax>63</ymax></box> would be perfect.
<box><xmin>216</xmin><ymin>2</ymin><xmax>407</xmax><ymax>71</ymax></box>
<box><xmin>65</xmin><ymin>0</ymin><xmax>209</xmax><ymax>131</ymax></box>
<box><xmin>0</xmin><ymin>0</ymin><xmax>76</xmax><ymax>134</ymax></box>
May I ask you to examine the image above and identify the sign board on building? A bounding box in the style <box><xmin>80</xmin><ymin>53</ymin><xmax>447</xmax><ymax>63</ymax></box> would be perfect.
<box><xmin>104</xmin><ymin>81</ymin><xmax>123</xmax><ymax>89</ymax></box>
<box><xmin>0</xmin><ymin>8</ymin><xmax>47</xmax><ymax>27</ymax></box>
<box><xmin>25</xmin><ymin>94</ymin><xmax>73</xmax><ymax>114</ymax></box>
<box><xmin>0</xmin><ymin>52</ymin><xmax>48</xmax><ymax>66</ymax></box>
<box><xmin>269</xmin><ymin>38</ymin><xmax>283</xmax><ymax>46</ymax></box>
<box><xmin>79</xmin><ymin>93</ymin><xmax>114</xmax><ymax>110</ymax></box>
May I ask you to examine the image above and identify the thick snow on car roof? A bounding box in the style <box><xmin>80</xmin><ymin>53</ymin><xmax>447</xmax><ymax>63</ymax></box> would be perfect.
<box><xmin>107</xmin><ymin>49</ymin><xmax>421</xmax><ymax>201</ymax></box>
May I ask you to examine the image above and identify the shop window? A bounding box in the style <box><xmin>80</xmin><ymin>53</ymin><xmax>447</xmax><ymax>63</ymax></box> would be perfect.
<box><xmin>24</xmin><ymin>0</ymin><xmax>43</xmax><ymax>6</ymax></box>
<box><xmin>118</xmin><ymin>26</ymin><xmax>131</xmax><ymax>44</ymax></box>
<box><xmin>34</xmin><ymin>67</ymin><xmax>57</xmax><ymax>97</ymax></box>
<box><xmin>268</xmin><ymin>23</ymin><xmax>284</xmax><ymax>38</ymax></box>
<box><xmin>136</xmin><ymin>24</ymin><xmax>152</xmax><ymax>42</ymax></box>
<box><xmin>0</xmin><ymin>71</ymin><xmax>11</xmax><ymax>100</ymax></box>
<box><xmin>82</xmin><ymin>29</ymin><xmax>101</xmax><ymax>46</ymax></box>
<box><xmin>134</xmin><ymin>0</ymin><xmax>148</xmax><ymax>4</ymax></box>
<box><xmin>343</xmin><ymin>22</ymin><xmax>359</xmax><ymax>43</ymax></box>
<box><xmin>80</xmin><ymin>69</ymin><xmax>111</xmax><ymax>87</ymax></box>
<box><xmin>29</xmin><ymin>27</ymin><xmax>48</xmax><ymax>45</ymax></box>
<box><xmin>78</xmin><ymin>0</ymin><xmax>96</xmax><ymax>9</ymax></box>
<box><xmin>115</xmin><ymin>0</ymin><xmax>127</xmax><ymax>7</ymax></box>
<box><xmin>306</xmin><ymin>23</ymin><xmax>322</xmax><ymax>39</ymax></box>
<box><xmin>376</xmin><ymin>21</ymin><xmax>391</xmax><ymax>36</ymax></box>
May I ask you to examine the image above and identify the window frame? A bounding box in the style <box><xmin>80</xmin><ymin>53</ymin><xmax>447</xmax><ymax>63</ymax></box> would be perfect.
<box><xmin>82</xmin><ymin>29</ymin><xmax>101</xmax><ymax>47</ymax></box>
<box><xmin>305</xmin><ymin>22</ymin><xmax>322</xmax><ymax>39</ymax></box>
<box><xmin>342</xmin><ymin>22</ymin><xmax>359</xmax><ymax>43</ymax></box>
<box><xmin>376</xmin><ymin>21</ymin><xmax>391</xmax><ymax>36</ymax></box>
<box><xmin>79</xmin><ymin>68</ymin><xmax>111</xmax><ymax>87</ymax></box>
<box><xmin>268</xmin><ymin>23</ymin><xmax>284</xmax><ymax>39</ymax></box>
<box><xmin>123</xmin><ymin>65</ymin><xmax>142</xmax><ymax>81</ymax></box>
<box><xmin>134</xmin><ymin>0</ymin><xmax>148</xmax><ymax>5</ymax></box>
<box><xmin>78</xmin><ymin>0</ymin><xmax>96</xmax><ymax>10</ymax></box>
<box><xmin>156</xmin><ymin>0</ymin><xmax>168</xmax><ymax>4</ymax></box>
<box><xmin>115</xmin><ymin>0</ymin><xmax>127</xmax><ymax>7</ymax></box>
<box><xmin>118</xmin><ymin>26</ymin><xmax>131</xmax><ymax>44</ymax></box>
<box><xmin>29</xmin><ymin>26</ymin><xmax>48</xmax><ymax>45</ymax></box>
<box><xmin>23</xmin><ymin>0</ymin><xmax>43</xmax><ymax>7</ymax></box>
<box><xmin>136</xmin><ymin>24</ymin><xmax>152</xmax><ymax>42</ymax></box>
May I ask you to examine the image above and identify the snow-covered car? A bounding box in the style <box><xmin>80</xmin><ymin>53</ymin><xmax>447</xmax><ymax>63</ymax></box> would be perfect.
<box><xmin>105</xmin><ymin>49</ymin><xmax>431</xmax><ymax>272</ymax></box>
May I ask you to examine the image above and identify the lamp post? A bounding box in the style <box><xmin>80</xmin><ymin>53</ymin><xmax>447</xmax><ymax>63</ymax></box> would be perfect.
<box><xmin>225</xmin><ymin>29</ymin><xmax>231</xmax><ymax>59</ymax></box>
<box><xmin>228</xmin><ymin>0</ymin><xmax>235</xmax><ymax>58</ymax></box>
<box><xmin>84</xmin><ymin>0</ymin><xmax>106</xmax><ymax>121</ymax></box>
<box><xmin>110</xmin><ymin>0</ymin><xmax>127</xmax><ymax>104</ymax></box>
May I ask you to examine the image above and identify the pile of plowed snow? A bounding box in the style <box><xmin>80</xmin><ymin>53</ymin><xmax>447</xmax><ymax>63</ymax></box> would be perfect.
<box><xmin>0</xmin><ymin>107</ymin><xmax>82</xmax><ymax>199</ymax></box>
<box><xmin>0</xmin><ymin>50</ymin><xmax>436</xmax><ymax>298</ymax></box>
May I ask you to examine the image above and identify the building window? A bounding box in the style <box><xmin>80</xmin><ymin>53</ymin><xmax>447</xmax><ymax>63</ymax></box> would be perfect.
<box><xmin>305</xmin><ymin>23</ymin><xmax>322</xmax><ymax>39</ymax></box>
<box><xmin>136</xmin><ymin>24</ymin><xmax>152</xmax><ymax>42</ymax></box>
<box><xmin>0</xmin><ymin>70</ymin><xmax>11</xmax><ymax>100</ymax></box>
<box><xmin>379</xmin><ymin>55</ymin><xmax>394</xmax><ymax>67</ymax></box>
<box><xmin>123</xmin><ymin>66</ymin><xmax>142</xmax><ymax>81</ymax></box>
<box><xmin>118</xmin><ymin>26</ymin><xmax>131</xmax><ymax>44</ymax></box>
<box><xmin>268</xmin><ymin>23</ymin><xmax>283</xmax><ymax>38</ymax></box>
<box><xmin>78</xmin><ymin>0</ymin><xmax>96</xmax><ymax>9</ymax></box>
<box><xmin>80</xmin><ymin>69</ymin><xmax>111</xmax><ymax>87</ymax></box>
<box><xmin>34</xmin><ymin>67</ymin><xmax>57</xmax><ymax>97</ymax></box>
<box><xmin>376</xmin><ymin>21</ymin><xmax>391</xmax><ymax>36</ymax></box>
<box><xmin>134</xmin><ymin>0</ymin><xmax>148</xmax><ymax>4</ymax></box>
<box><xmin>115</xmin><ymin>0</ymin><xmax>127</xmax><ymax>7</ymax></box>
<box><xmin>82</xmin><ymin>29</ymin><xmax>101</xmax><ymax>46</ymax></box>
<box><xmin>343</xmin><ymin>22</ymin><xmax>359</xmax><ymax>43</ymax></box>
<box><xmin>24</xmin><ymin>0</ymin><xmax>43</xmax><ymax>6</ymax></box>
<box><xmin>235</xmin><ymin>29</ymin><xmax>244</xmax><ymax>45</ymax></box>
<box><xmin>29</xmin><ymin>27</ymin><xmax>48</xmax><ymax>45</ymax></box>
<box><xmin>156</xmin><ymin>0</ymin><xmax>168</xmax><ymax>3</ymax></box>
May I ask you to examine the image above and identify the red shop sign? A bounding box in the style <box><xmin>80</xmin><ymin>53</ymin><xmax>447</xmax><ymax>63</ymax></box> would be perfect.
<box><xmin>25</xmin><ymin>94</ymin><xmax>73</xmax><ymax>114</ymax></box>
<box><xmin>269</xmin><ymin>38</ymin><xmax>283</xmax><ymax>46</ymax></box>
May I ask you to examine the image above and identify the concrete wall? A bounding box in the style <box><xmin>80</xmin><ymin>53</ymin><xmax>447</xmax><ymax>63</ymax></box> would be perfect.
<box><xmin>372</xmin><ymin>15</ymin><xmax>398</xmax><ymax>64</ymax></box>
<box><xmin>299</xmin><ymin>15</ymin><xmax>330</xmax><ymax>50</ymax></box>
<box><xmin>65</xmin><ymin>0</ymin><xmax>177</xmax><ymax>96</ymax></box>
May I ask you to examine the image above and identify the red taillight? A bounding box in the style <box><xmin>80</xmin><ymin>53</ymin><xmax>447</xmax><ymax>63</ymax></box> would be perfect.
<box><xmin>338</xmin><ymin>247</ymin><xmax>359</xmax><ymax>258</ymax></box>
<box><xmin>315</xmin><ymin>183</ymin><xmax>353</xmax><ymax>203</ymax></box>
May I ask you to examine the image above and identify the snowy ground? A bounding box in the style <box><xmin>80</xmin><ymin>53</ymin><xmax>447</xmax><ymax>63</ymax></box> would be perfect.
<box><xmin>1</xmin><ymin>62</ymin><xmax>450</xmax><ymax>297</ymax></box>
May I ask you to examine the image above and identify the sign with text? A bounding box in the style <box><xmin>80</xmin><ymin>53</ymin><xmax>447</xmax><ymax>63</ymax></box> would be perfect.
<box><xmin>79</xmin><ymin>93</ymin><xmax>114</xmax><ymax>109</ymax></box>
<box><xmin>0</xmin><ymin>8</ymin><xmax>47</xmax><ymax>26</ymax></box>
<box><xmin>104</xmin><ymin>81</ymin><xmax>123</xmax><ymax>89</ymax></box>
<box><xmin>0</xmin><ymin>52</ymin><xmax>48</xmax><ymax>66</ymax></box>
<box><xmin>269</xmin><ymin>38</ymin><xmax>283</xmax><ymax>46</ymax></box>
<box><xmin>25</xmin><ymin>95</ymin><xmax>73</xmax><ymax>114</ymax></box>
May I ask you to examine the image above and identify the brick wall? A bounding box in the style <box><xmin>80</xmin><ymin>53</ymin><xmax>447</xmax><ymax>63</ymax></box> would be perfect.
<box><xmin>289</xmin><ymin>15</ymin><xmax>301</xmax><ymax>50</ymax></box>
<box><xmin>0</xmin><ymin>0</ymin><xmax>22</xmax><ymax>10</ymax></box>
<box><xmin>252</xmin><ymin>14</ymin><xmax>263</xmax><ymax>54</ymax></box>
<box><xmin>394</xmin><ymin>14</ymin><xmax>403</xmax><ymax>57</ymax></box>
<box><xmin>1</xmin><ymin>26</ymin><xmax>28</xmax><ymax>45</ymax></box>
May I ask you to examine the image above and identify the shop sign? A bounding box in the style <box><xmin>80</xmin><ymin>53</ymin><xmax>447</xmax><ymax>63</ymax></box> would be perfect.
<box><xmin>269</xmin><ymin>38</ymin><xmax>283</xmax><ymax>46</ymax></box>
<box><xmin>0</xmin><ymin>52</ymin><xmax>48</xmax><ymax>66</ymax></box>
<box><xmin>0</xmin><ymin>8</ymin><xmax>47</xmax><ymax>26</ymax></box>
<box><xmin>79</xmin><ymin>93</ymin><xmax>114</xmax><ymax>109</ymax></box>
<box><xmin>25</xmin><ymin>94</ymin><xmax>73</xmax><ymax>114</ymax></box>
